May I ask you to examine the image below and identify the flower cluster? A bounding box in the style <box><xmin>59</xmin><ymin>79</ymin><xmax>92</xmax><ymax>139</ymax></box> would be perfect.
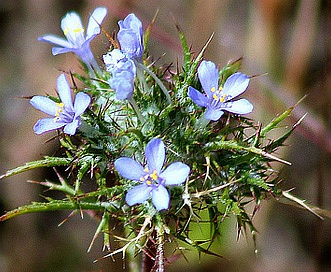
<box><xmin>30</xmin><ymin>9</ymin><xmax>255</xmax><ymax>211</ymax></box>
<box><xmin>1</xmin><ymin>6</ymin><xmax>305</xmax><ymax>270</ymax></box>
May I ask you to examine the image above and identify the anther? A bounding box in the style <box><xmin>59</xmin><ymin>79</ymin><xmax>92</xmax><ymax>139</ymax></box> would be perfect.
<box><xmin>220</xmin><ymin>94</ymin><xmax>227</xmax><ymax>102</ymax></box>
<box><xmin>73</xmin><ymin>28</ymin><xmax>84</xmax><ymax>33</ymax></box>
<box><xmin>150</xmin><ymin>170</ymin><xmax>158</xmax><ymax>181</ymax></box>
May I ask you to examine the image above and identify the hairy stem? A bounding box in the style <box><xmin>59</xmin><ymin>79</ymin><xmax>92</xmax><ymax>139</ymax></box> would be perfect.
<box><xmin>155</xmin><ymin>225</ymin><xmax>165</xmax><ymax>272</ymax></box>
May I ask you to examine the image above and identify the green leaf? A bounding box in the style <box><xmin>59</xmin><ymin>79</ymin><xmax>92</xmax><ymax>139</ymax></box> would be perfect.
<box><xmin>0</xmin><ymin>200</ymin><xmax>117</xmax><ymax>221</ymax></box>
<box><xmin>260</xmin><ymin>107</ymin><xmax>294</xmax><ymax>137</ymax></box>
<box><xmin>265</xmin><ymin>113</ymin><xmax>306</xmax><ymax>152</ymax></box>
<box><xmin>143</xmin><ymin>10</ymin><xmax>159</xmax><ymax>54</ymax></box>
<box><xmin>0</xmin><ymin>157</ymin><xmax>72</xmax><ymax>180</ymax></box>
<box><xmin>175</xmin><ymin>234</ymin><xmax>225</xmax><ymax>259</ymax></box>
<box><xmin>259</xmin><ymin>97</ymin><xmax>305</xmax><ymax>139</ymax></box>
<box><xmin>87</xmin><ymin>212</ymin><xmax>111</xmax><ymax>252</ymax></box>
<box><xmin>204</xmin><ymin>140</ymin><xmax>291</xmax><ymax>165</ymax></box>
<box><xmin>176</xmin><ymin>23</ymin><xmax>191</xmax><ymax>74</ymax></box>
<box><xmin>246</xmin><ymin>176</ymin><xmax>270</xmax><ymax>190</ymax></box>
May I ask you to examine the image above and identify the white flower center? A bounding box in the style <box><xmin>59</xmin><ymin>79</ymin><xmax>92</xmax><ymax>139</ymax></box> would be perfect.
<box><xmin>140</xmin><ymin>168</ymin><xmax>158</xmax><ymax>186</ymax></box>
<box><xmin>211</xmin><ymin>86</ymin><xmax>229</xmax><ymax>102</ymax></box>
<box><xmin>53</xmin><ymin>102</ymin><xmax>75</xmax><ymax>123</ymax></box>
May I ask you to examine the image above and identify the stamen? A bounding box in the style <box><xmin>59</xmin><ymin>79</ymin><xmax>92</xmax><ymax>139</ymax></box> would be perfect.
<box><xmin>73</xmin><ymin>27</ymin><xmax>84</xmax><ymax>33</ymax></box>
<box><xmin>220</xmin><ymin>94</ymin><xmax>227</xmax><ymax>102</ymax></box>
<box><xmin>56</xmin><ymin>102</ymin><xmax>64</xmax><ymax>108</ymax></box>
<box><xmin>211</xmin><ymin>85</ymin><xmax>228</xmax><ymax>102</ymax></box>
<box><xmin>55</xmin><ymin>102</ymin><xmax>64</xmax><ymax>117</ymax></box>
<box><xmin>63</xmin><ymin>27</ymin><xmax>84</xmax><ymax>35</ymax></box>
<box><xmin>63</xmin><ymin>28</ymin><xmax>70</xmax><ymax>35</ymax></box>
<box><xmin>140</xmin><ymin>169</ymin><xmax>158</xmax><ymax>186</ymax></box>
<box><xmin>150</xmin><ymin>170</ymin><xmax>158</xmax><ymax>181</ymax></box>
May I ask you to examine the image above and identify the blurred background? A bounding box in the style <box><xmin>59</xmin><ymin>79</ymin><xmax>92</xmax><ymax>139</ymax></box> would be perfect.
<box><xmin>0</xmin><ymin>0</ymin><xmax>331</xmax><ymax>271</ymax></box>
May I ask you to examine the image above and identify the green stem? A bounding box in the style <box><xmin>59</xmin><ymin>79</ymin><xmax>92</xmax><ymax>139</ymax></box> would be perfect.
<box><xmin>135</xmin><ymin>61</ymin><xmax>172</xmax><ymax>104</ymax></box>
<box><xmin>125</xmin><ymin>227</ymin><xmax>141</xmax><ymax>272</ymax></box>
<box><xmin>155</xmin><ymin>225</ymin><xmax>165</xmax><ymax>272</ymax></box>
<box><xmin>136</xmin><ymin>64</ymin><xmax>149</xmax><ymax>94</ymax></box>
<box><xmin>194</xmin><ymin>114</ymin><xmax>210</xmax><ymax>130</ymax></box>
<box><xmin>129</xmin><ymin>97</ymin><xmax>144</xmax><ymax>124</ymax></box>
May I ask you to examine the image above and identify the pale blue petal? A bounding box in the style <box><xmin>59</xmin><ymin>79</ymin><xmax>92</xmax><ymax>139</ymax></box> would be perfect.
<box><xmin>38</xmin><ymin>35</ymin><xmax>71</xmax><ymax>48</ymax></box>
<box><xmin>114</xmin><ymin>80</ymin><xmax>134</xmax><ymax>100</ymax></box>
<box><xmin>110</xmin><ymin>70</ymin><xmax>135</xmax><ymax>100</ymax></box>
<box><xmin>223</xmin><ymin>99</ymin><xmax>253</xmax><ymax>115</ymax></box>
<box><xmin>198</xmin><ymin>60</ymin><xmax>219</xmax><ymax>98</ymax></box>
<box><xmin>52</xmin><ymin>47</ymin><xmax>74</xmax><ymax>55</ymax></box>
<box><xmin>145</xmin><ymin>138</ymin><xmax>165</xmax><ymax>173</ymax></box>
<box><xmin>73</xmin><ymin>92</ymin><xmax>91</xmax><ymax>116</ymax></box>
<box><xmin>152</xmin><ymin>185</ymin><xmax>170</xmax><ymax>211</ymax></box>
<box><xmin>56</xmin><ymin>74</ymin><xmax>74</xmax><ymax>112</ymax></box>
<box><xmin>30</xmin><ymin>96</ymin><xmax>57</xmax><ymax>116</ymax></box>
<box><xmin>108</xmin><ymin>56</ymin><xmax>136</xmax><ymax>76</ymax></box>
<box><xmin>118</xmin><ymin>31</ymin><xmax>143</xmax><ymax>59</ymax></box>
<box><xmin>205</xmin><ymin>107</ymin><xmax>224</xmax><ymax>121</ymax></box>
<box><xmin>61</xmin><ymin>12</ymin><xmax>83</xmax><ymax>33</ymax></box>
<box><xmin>103</xmin><ymin>49</ymin><xmax>127</xmax><ymax>71</ymax></box>
<box><xmin>86</xmin><ymin>7</ymin><xmax>107</xmax><ymax>40</ymax></box>
<box><xmin>119</xmin><ymin>13</ymin><xmax>142</xmax><ymax>35</ymax></box>
<box><xmin>73</xmin><ymin>44</ymin><xmax>98</xmax><ymax>70</ymax></box>
<box><xmin>61</xmin><ymin>12</ymin><xmax>85</xmax><ymax>45</ymax></box>
<box><xmin>33</xmin><ymin>118</ymin><xmax>65</xmax><ymax>134</ymax></box>
<box><xmin>160</xmin><ymin>162</ymin><xmax>190</xmax><ymax>186</ymax></box>
<box><xmin>63</xmin><ymin>118</ymin><xmax>80</xmax><ymax>135</ymax></box>
<box><xmin>125</xmin><ymin>184</ymin><xmax>152</xmax><ymax>206</ymax></box>
<box><xmin>118</xmin><ymin>14</ymin><xmax>143</xmax><ymax>58</ymax></box>
<box><xmin>188</xmin><ymin>87</ymin><xmax>208</xmax><ymax>108</ymax></box>
<box><xmin>222</xmin><ymin>73</ymin><xmax>249</xmax><ymax>98</ymax></box>
<box><xmin>114</xmin><ymin>157</ymin><xmax>145</xmax><ymax>181</ymax></box>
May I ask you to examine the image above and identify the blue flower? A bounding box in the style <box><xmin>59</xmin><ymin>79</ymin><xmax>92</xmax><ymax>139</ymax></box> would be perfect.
<box><xmin>103</xmin><ymin>49</ymin><xmax>136</xmax><ymax>100</ymax></box>
<box><xmin>102</xmin><ymin>13</ymin><xmax>143</xmax><ymax>100</ymax></box>
<box><xmin>30</xmin><ymin>74</ymin><xmax>91</xmax><ymax>135</ymax></box>
<box><xmin>188</xmin><ymin>60</ymin><xmax>253</xmax><ymax>121</ymax></box>
<box><xmin>114</xmin><ymin>138</ymin><xmax>190</xmax><ymax>211</ymax></box>
<box><xmin>117</xmin><ymin>13</ymin><xmax>144</xmax><ymax>59</ymax></box>
<box><xmin>108</xmin><ymin>69</ymin><xmax>136</xmax><ymax>100</ymax></box>
<box><xmin>38</xmin><ymin>7</ymin><xmax>107</xmax><ymax>75</ymax></box>
<box><xmin>103</xmin><ymin>49</ymin><xmax>136</xmax><ymax>72</ymax></box>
